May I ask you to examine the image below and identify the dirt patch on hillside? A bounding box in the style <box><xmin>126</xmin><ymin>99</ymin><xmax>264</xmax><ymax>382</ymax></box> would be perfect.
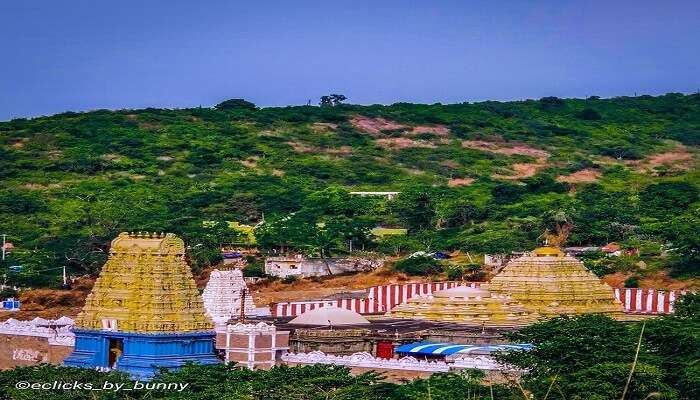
<box><xmin>557</xmin><ymin>168</ymin><xmax>601</xmax><ymax>183</ymax></box>
<box><xmin>351</xmin><ymin>116</ymin><xmax>406</xmax><ymax>135</ymax></box>
<box><xmin>241</xmin><ymin>158</ymin><xmax>259</xmax><ymax>168</ymax></box>
<box><xmin>603</xmin><ymin>271</ymin><xmax>699</xmax><ymax>290</ymax></box>
<box><xmin>412</xmin><ymin>125</ymin><xmax>450</xmax><ymax>136</ymax></box>
<box><xmin>462</xmin><ymin>140</ymin><xmax>550</xmax><ymax>159</ymax></box>
<box><xmin>638</xmin><ymin>147</ymin><xmax>695</xmax><ymax>174</ymax></box>
<box><xmin>351</xmin><ymin>116</ymin><xmax>450</xmax><ymax>137</ymax></box>
<box><xmin>287</xmin><ymin>141</ymin><xmax>353</xmax><ymax>154</ymax></box>
<box><xmin>494</xmin><ymin>162</ymin><xmax>546</xmax><ymax>180</ymax></box>
<box><xmin>250</xmin><ymin>267</ymin><xmax>436</xmax><ymax>305</ymax></box>
<box><xmin>20</xmin><ymin>183</ymin><xmax>63</xmax><ymax>190</ymax></box>
<box><xmin>10</xmin><ymin>138</ymin><xmax>27</xmax><ymax>148</ymax></box>
<box><xmin>311</xmin><ymin>123</ymin><xmax>338</xmax><ymax>132</ymax></box>
<box><xmin>448</xmin><ymin>178</ymin><xmax>475</xmax><ymax>187</ymax></box>
<box><xmin>3</xmin><ymin>278</ymin><xmax>94</xmax><ymax>320</ymax></box>
<box><xmin>375</xmin><ymin>138</ymin><xmax>436</xmax><ymax>149</ymax></box>
<box><xmin>462</xmin><ymin>140</ymin><xmax>550</xmax><ymax>180</ymax></box>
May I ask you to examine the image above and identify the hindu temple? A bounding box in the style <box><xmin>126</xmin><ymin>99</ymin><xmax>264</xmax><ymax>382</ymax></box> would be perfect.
<box><xmin>202</xmin><ymin>268</ymin><xmax>256</xmax><ymax>326</ymax></box>
<box><xmin>388</xmin><ymin>286</ymin><xmax>538</xmax><ymax>328</ymax></box>
<box><xmin>486</xmin><ymin>245</ymin><xmax>624</xmax><ymax>318</ymax></box>
<box><xmin>63</xmin><ymin>232</ymin><xmax>220</xmax><ymax>379</ymax></box>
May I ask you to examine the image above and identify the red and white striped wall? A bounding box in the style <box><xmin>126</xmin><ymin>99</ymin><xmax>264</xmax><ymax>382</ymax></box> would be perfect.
<box><xmin>273</xmin><ymin>281</ymin><xmax>469</xmax><ymax>318</ymax></box>
<box><xmin>614</xmin><ymin>288</ymin><xmax>687</xmax><ymax>314</ymax></box>
<box><xmin>271</xmin><ymin>282</ymin><xmax>690</xmax><ymax>318</ymax></box>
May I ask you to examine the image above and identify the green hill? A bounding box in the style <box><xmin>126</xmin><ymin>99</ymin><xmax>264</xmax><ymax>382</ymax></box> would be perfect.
<box><xmin>1</xmin><ymin>93</ymin><xmax>699</xmax><ymax>286</ymax></box>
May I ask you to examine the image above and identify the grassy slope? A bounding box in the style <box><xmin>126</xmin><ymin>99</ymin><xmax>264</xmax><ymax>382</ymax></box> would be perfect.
<box><xmin>1</xmin><ymin>93</ymin><xmax>699</xmax><ymax>286</ymax></box>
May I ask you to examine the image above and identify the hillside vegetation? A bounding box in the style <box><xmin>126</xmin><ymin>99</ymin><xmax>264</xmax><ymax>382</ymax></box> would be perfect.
<box><xmin>1</xmin><ymin>93</ymin><xmax>700</xmax><ymax>286</ymax></box>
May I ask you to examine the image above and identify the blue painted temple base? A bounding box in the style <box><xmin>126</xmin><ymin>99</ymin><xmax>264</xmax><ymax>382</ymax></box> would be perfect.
<box><xmin>64</xmin><ymin>329</ymin><xmax>221</xmax><ymax>380</ymax></box>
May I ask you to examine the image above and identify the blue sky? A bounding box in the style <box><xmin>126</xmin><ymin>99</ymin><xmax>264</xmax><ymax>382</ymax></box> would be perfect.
<box><xmin>1</xmin><ymin>0</ymin><xmax>698</xmax><ymax>120</ymax></box>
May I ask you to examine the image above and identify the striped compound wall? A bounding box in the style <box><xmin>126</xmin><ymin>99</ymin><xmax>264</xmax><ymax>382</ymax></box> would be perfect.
<box><xmin>614</xmin><ymin>288</ymin><xmax>687</xmax><ymax>314</ymax></box>
<box><xmin>272</xmin><ymin>282</ymin><xmax>688</xmax><ymax>318</ymax></box>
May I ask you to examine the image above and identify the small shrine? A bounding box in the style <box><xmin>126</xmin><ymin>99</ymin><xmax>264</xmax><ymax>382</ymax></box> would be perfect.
<box><xmin>487</xmin><ymin>245</ymin><xmax>624</xmax><ymax>318</ymax></box>
<box><xmin>202</xmin><ymin>268</ymin><xmax>255</xmax><ymax>326</ymax></box>
<box><xmin>64</xmin><ymin>232</ymin><xmax>220</xmax><ymax>379</ymax></box>
<box><xmin>388</xmin><ymin>286</ymin><xmax>537</xmax><ymax>328</ymax></box>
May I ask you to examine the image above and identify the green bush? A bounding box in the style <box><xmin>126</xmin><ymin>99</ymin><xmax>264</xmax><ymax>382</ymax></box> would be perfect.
<box><xmin>624</xmin><ymin>276</ymin><xmax>640</xmax><ymax>288</ymax></box>
<box><xmin>393</xmin><ymin>255</ymin><xmax>442</xmax><ymax>276</ymax></box>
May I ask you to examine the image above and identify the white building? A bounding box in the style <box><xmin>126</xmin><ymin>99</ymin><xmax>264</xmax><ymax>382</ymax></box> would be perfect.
<box><xmin>264</xmin><ymin>255</ymin><xmax>383</xmax><ymax>279</ymax></box>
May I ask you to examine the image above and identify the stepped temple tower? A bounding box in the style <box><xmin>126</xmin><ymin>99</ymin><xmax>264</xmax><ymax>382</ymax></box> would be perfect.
<box><xmin>64</xmin><ymin>232</ymin><xmax>220</xmax><ymax>379</ymax></box>
<box><xmin>487</xmin><ymin>246</ymin><xmax>624</xmax><ymax>318</ymax></box>
<box><xmin>202</xmin><ymin>268</ymin><xmax>256</xmax><ymax>326</ymax></box>
<box><xmin>389</xmin><ymin>286</ymin><xmax>537</xmax><ymax>328</ymax></box>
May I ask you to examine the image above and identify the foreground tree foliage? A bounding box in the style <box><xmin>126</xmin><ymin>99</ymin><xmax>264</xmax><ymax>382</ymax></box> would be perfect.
<box><xmin>0</xmin><ymin>363</ymin><xmax>515</xmax><ymax>400</ymax></box>
<box><xmin>497</xmin><ymin>294</ymin><xmax>700</xmax><ymax>400</ymax></box>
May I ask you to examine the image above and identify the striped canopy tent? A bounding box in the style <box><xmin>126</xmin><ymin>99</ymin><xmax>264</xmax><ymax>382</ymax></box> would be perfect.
<box><xmin>395</xmin><ymin>341</ymin><xmax>532</xmax><ymax>356</ymax></box>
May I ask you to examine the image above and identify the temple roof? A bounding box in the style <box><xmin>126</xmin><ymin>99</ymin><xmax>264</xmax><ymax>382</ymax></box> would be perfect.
<box><xmin>74</xmin><ymin>232</ymin><xmax>213</xmax><ymax>333</ymax></box>
<box><xmin>388</xmin><ymin>286</ymin><xmax>537</xmax><ymax>328</ymax></box>
<box><xmin>289</xmin><ymin>306</ymin><xmax>370</xmax><ymax>326</ymax></box>
<box><xmin>433</xmin><ymin>286</ymin><xmax>491</xmax><ymax>299</ymax></box>
<box><xmin>487</xmin><ymin>247</ymin><xmax>624</xmax><ymax>318</ymax></box>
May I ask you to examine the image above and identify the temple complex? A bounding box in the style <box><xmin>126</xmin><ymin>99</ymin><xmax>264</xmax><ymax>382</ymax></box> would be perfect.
<box><xmin>64</xmin><ymin>232</ymin><xmax>220</xmax><ymax>379</ymax></box>
<box><xmin>202</xmin><ymin>268</ymin><xmax>256</xmax><ymax>326</ymax></box>
<box><xmin>388</xmin><ymin>286</ymin><xmax>537</xmax><ymax>328</ymax></box>
<box><xmin>487</xmin><ymin>246</ymin><xmax>624</xmax><ymax>318</ymax></box>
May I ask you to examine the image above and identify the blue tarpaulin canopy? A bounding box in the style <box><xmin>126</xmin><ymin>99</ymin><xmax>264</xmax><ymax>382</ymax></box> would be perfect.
<box><xmin>395</xmin><ymin>342</ymin><xmax>532</xmax><ymax>356</ymax></box>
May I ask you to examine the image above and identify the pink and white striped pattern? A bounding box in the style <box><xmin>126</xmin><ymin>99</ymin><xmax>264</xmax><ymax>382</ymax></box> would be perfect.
<box><xmin>614</xmin><ymin>288</ymin><xmax>687</xmax><ymax>314</ymax></box>
<box><xmin>272</xmin><ymin>281</ymin><xmax>691</xmax><ymax>318</ymax></box>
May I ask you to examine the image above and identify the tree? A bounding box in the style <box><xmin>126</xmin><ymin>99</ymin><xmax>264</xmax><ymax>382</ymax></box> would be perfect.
<box><xmin>562</xmin><ymin>362</ymin><xmax>677</xmax><ymax>400</ymax></box>
<box><xmin>576</xmin><ymin>107</ymin><xmax>603</xmax><ymax>120</ymax></box>
<box><xmin>496</xmin><ymin>315</ymin><xmax>643</xmax><ymax>398</ymax></box>
<box><xmin>393</xmin><ymin>255</ymin><xmax>442</xmax><ymax>276</ymax></box>
<box><xmin>391</xmin><ymin>187</ymin><xmax>437</xmax><ymax>232</ymax></box>
<box><xmin>640</xmin><ymin>182</ymin><xmax>699</xmax><ymax>219</ymax></box>
<box><xmin>319</xmin><ymin>94</ymin><xmax>347</xmax><ymax>107</ymax></box>
<box><xmin>663</xmin><ymin>211</ymin><xmax>700</xmax><ymax>275</ymax></box>
<box><xmin>214</xmin><ymin>98</ymin><xmax>257</xmax><ymax>111</ymax></box>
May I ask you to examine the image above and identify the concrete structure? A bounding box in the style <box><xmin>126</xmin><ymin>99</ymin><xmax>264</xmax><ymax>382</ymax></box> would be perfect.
<box><xmin>283</xmin><ymin>350</ymin><xmax>449</xmax><ymax>372</ymax></box>
<box><xmin>282</xmin><ymin>347</ymin><xmax>523</xmax><ymax>382</ymax></box>
<box><xmin>0</xmin><ymin>317</ymin><xmax>75</xmax><ymax>369</ymax></box>
<box><xmin>218</xmin><ymin>322</ymin><xmax>289</xmax><ymax>369</ymax></box>
<box><xmin>264</xmin><ymin>255</ymin><xmax>383</xmax><ymax>279</ymax></box>
<box><xmin>64</xmin><ymin>232</ymin><xmax>220</xmax><ymax>379</ymax></box>
<box><xmin>202</xmin><ymin>268</ymin><xmax>255</xmax><ymax>326</ymax></box>
<box><xmin>349</xmin><ymin>191</ymin><xmax>400</xmax><ymax>200</ymax></box>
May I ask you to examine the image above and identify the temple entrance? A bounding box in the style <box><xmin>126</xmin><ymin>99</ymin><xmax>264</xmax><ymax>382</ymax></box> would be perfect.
<box><xmin>108</xmin><ymin>338</ymin><xmax>123</xmax><ymax>368</ymax></box>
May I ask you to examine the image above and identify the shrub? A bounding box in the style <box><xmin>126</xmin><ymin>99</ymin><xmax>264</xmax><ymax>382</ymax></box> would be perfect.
<box><xmin>445</xmin><ymin>266</ymin><xmax>464</xmax><ymax>280</ymax></box>
<box><xmin>624</xmin><ymin>276</ymin><xmax>640</xmax><ymax>288</ymax></box>
<box><xmin>393</xmin><ymin>255</ymin><xmax>442</xmax><ymax>276</ymax></box>
<box><xmin>576</xmin><ymin>108</ymin><xmax>602</xmax><ymax>120</ymax></box>
<box><xmin>243</xmin><ymin>256</ymin><xmax>265</xmax><ymax>277</ymax></box>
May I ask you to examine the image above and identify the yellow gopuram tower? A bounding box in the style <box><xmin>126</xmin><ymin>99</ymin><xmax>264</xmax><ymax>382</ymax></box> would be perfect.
<box><xmin>66</xmin><ymin>232</ymin><xmax>219</xmax><ymax>379</ymax></box>
<box><xmin>75</xmin><ymin>232</ymin><xmax>213</xmax><ymax>332</ymax></box>
<box><xmin>486</xmin><ymin>246</ymin><xmax>624</xmax><ymax>318</ymax></box>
